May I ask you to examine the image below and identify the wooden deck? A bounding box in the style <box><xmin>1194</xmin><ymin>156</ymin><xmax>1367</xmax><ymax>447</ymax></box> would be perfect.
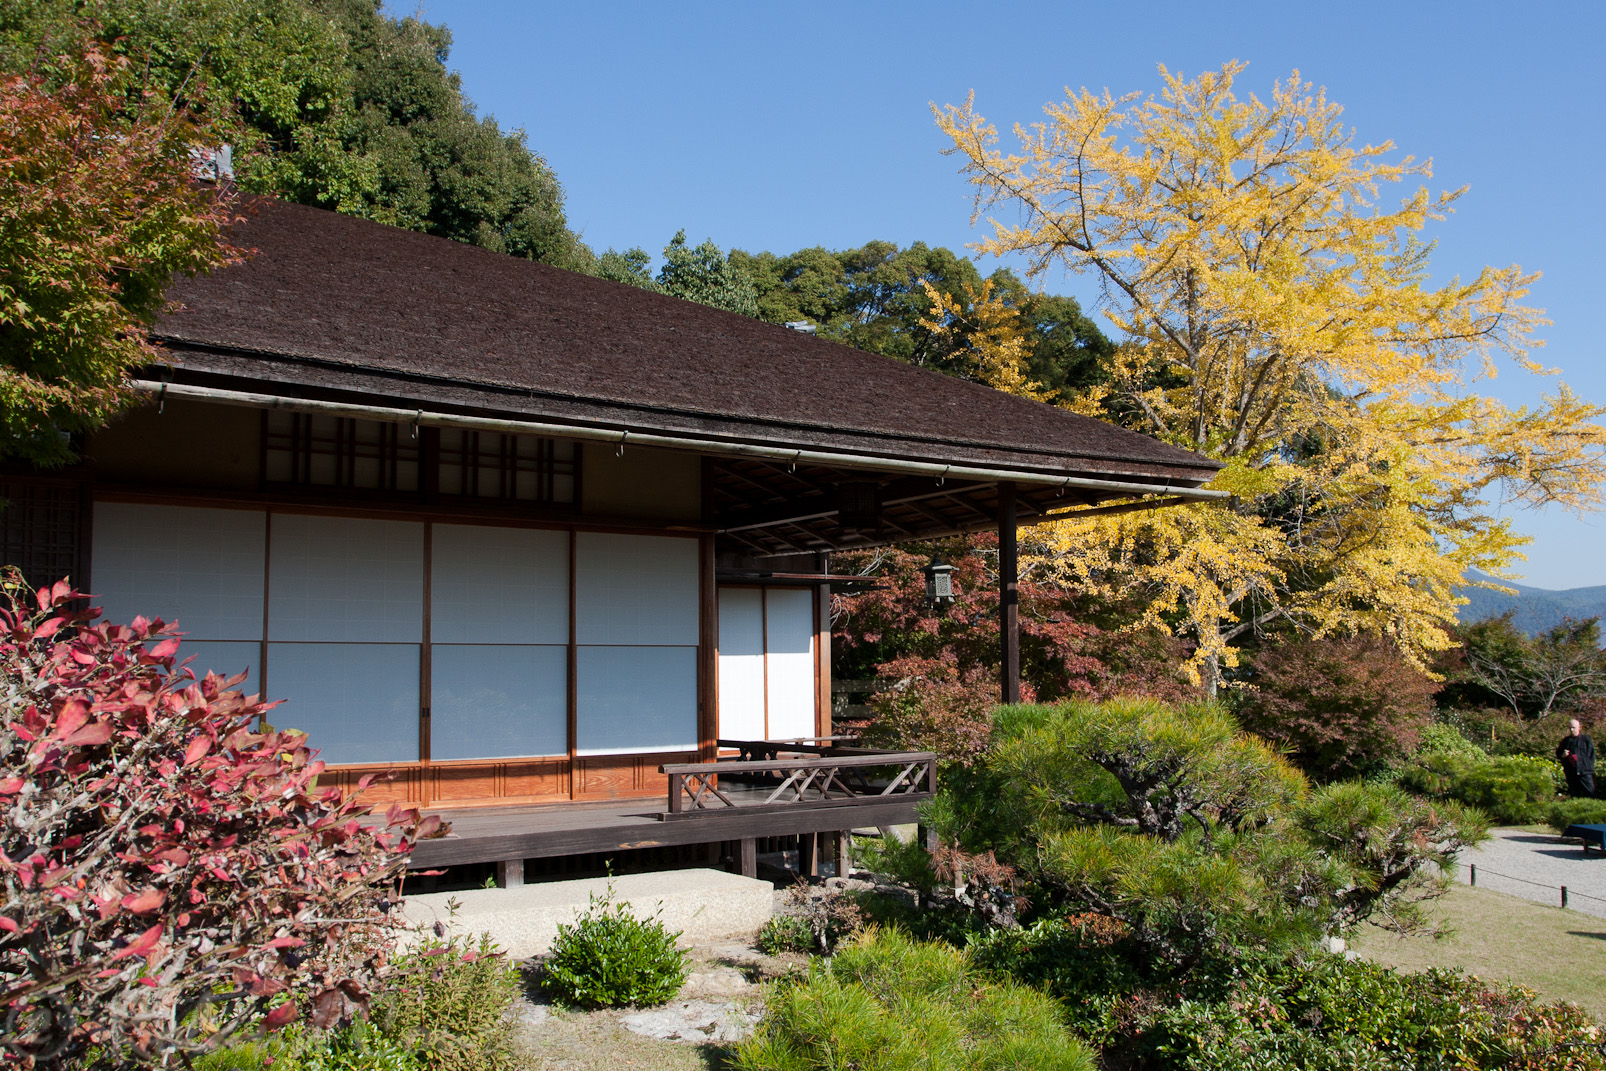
<box><xmin>407</xmin><ymin>743</ymin><xmax>936</xmax><ymax>879</ymax></box>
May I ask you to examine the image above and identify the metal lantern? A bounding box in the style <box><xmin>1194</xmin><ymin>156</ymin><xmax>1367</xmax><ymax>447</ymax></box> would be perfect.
<box><xmin>922</xmin><ymin>555</ymin><xmax>956</xmax><ymax>606</ymax></box>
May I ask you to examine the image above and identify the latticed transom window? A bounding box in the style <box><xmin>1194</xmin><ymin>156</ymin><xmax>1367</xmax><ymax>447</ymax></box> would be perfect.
<box><xmin>264</xmin><ymin>412</ymin><xmax>420</xmax><ymax>491</ymax></box>
<box><xmin>262</xmin><ymin>412</ymin><xmax>575</xmax><ymax>504</ymax></box>
<box><xmin>437</xmin><ymin>427</ymin><xmax>576</xmax><ymax>503</ymax></box>
<box><xmin>0</xmin><ymin>477</ymin><xmax>88</xmax><ymax>591</ymax></box>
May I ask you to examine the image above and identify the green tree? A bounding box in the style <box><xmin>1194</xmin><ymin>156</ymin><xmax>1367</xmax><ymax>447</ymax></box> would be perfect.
<box><xmin>1</xmin><ymin>0</ymin><xmax>593</xmax><ymax>269</ymax></box>
<box><xmin>733</xmin><ymin>240</ymin><xmax>1113</xmax><ymax>395</ymax></box>
<box><xmin>592</xmin><ymin>246</ymin><xmax>657</xmax><ymax>289</ymax></box>
<box><xmin>933</xmin><ymin>699</ymin><xmax>1483</xmax><ymax>964</ymax></box>
<box><xmin>0</xmin><ymin>28</ymin><xmax>239</xmax><ymax>464</ymax></box>
<box><xmin>656</xmin><ymin>229</ymin><xmax>758</xmax><ymax>316</ymax></box>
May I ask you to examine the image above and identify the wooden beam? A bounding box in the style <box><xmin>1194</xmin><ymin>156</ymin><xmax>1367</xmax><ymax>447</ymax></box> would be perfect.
<box><xmin>938</xmin><ymin>490</ymin><xmax>996</xmax><ymax>524</ymax></box>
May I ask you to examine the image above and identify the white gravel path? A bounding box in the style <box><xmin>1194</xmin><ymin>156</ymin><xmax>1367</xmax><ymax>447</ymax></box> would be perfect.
<box><xmin>1452</xmin><ymin>827</ymin><xmax>1606</xmax><ymax>919</ymax></box>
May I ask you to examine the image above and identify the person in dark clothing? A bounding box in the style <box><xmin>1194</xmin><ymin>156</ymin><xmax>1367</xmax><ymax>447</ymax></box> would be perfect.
<box><xmin>1557</xmin><ymin>718</ymin><xmax>1596</xmax><ymax>797</ymax></box>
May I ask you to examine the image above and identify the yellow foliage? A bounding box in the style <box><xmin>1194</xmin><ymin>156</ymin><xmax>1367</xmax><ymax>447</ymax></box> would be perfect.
<box><xmin>919</xmin><ymin>279</ymin><xmax>1052</xmax><ymax>401</ymax></box>
<box><xmin>935</xmin><ymin>62</ymin><xmax>1606</xmax><ymax>685</ymax></box>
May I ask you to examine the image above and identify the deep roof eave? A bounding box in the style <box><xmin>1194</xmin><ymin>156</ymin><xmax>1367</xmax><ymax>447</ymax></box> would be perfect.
<box><xmin>130</xmin><ymin>377</ymin><xmax>1228</xmax><ymax>501</ymax></box>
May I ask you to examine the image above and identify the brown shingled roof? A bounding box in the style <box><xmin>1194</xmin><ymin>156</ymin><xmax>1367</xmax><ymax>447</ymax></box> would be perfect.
<box><xmin>152</xmin><ymin>199</ymin><xmax>1220</xmax><ymax>488</ymax></box>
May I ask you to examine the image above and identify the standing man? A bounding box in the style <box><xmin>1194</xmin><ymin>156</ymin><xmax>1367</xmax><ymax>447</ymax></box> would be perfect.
<box><xmin>1557</xmin><ymin>718</ymin><xmax>1597</xmax><ymax>798</ymax></box>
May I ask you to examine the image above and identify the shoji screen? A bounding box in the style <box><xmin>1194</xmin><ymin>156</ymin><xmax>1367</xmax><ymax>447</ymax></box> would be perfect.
<box><xmin>429</xmin><ymin>524</ymin><xmax>569</xmax><ymax>760</ymax></box>
<box><xmin>716</xmin><ymin>586</ymin><xmax>818</xmax><ymax>741</ymax></box>
<box><xmin>574</xmin><ymin>533</ymin><xmax>698</xmax><ymax>754</ymax></box>
<box><xmin>716</xmin><ymin>588</ymin><xmax>766</xmax><ymax>740</ymax></box>
<box><xmin>266</xmin><ymin>514</ymin><xmax>423</xmax><ymax>765</ymax></box>
<box><xmin>764</xmin><ymin>588</ymin><xmax>817</xmax><ymax>740</ymax></box>
<box><xmin>92</xmin><ymin>503</ymin><xmax>266</xmax><ymax>695</ymax></box>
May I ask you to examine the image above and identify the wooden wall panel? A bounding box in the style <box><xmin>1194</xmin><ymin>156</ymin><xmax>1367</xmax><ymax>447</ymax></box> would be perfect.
<box><xmin>429</xmin><ymin>759</ymin><xmax>569</xmax><ymax>808</ymax></box>
<box><xmin>574</xmin><ymin>752</ymin><xmax>695</xmax><ymax>800</ymax></box>
<box><xmin>320</xmin><ymin>764</ymin><xmax>425</xmax><ymax>806</ymax></box>
<box><xmin>326</xmin><ymin>756</ymin><xmax>701</xmax><ymax>808</ymax></box>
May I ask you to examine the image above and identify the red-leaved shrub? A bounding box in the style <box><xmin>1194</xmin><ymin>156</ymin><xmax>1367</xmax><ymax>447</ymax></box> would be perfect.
<box><xmin>0</xmin><ymin>576</ymin><xmax>436</xmax><ymax>1068</ymax></box>
<box><xmin>834</xmin><ymin>539</ymin><xmax>1202</xmax><ymax>763</ymax></box>
<box><xmin>1236</xmin><ymin>634</ymin><xmax>1439</xmax><ymax>778</ymax></box>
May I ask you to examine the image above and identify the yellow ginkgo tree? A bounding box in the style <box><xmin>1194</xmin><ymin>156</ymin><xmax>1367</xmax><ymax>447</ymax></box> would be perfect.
<box><xmin>935</xmin><ymin>61</ymin><xmax>1606</xmax><ymax>691</ymax></box>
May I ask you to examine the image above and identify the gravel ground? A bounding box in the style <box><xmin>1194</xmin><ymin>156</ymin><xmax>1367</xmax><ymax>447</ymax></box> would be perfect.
<box><xmin>1453</xmin><ymin>827</ymin><xmax>1606</xmax><ymax>918</ymax></box>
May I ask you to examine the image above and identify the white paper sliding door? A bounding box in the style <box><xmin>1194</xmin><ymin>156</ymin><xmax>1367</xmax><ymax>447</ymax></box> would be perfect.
<box><xmin>716</xmin><ymin>588</ymin><xmax>765</xmax><ymax>740</ymax></box>
<box><xmin>265</xmin><ymin>515</ymin><xmax>424</xmax><ymax>764</ymax></box>
<box><xmin>575</xmin><ymin>533</ymin><xmax>698</xmax><ymax>754</ymax></box>
<box><xmin>764</xmin><ymin>588</ymin><xmax>817</xmax><ymax>740</ymax></box>
<box><xmin>429</xmin><ymin>524</ymin><xmax>569</xmax><ymax>760</ymax></box>
<box><xmin>716</xmin><ymin>585</ymin><xmax>818</xmax><ymax>741</ymax></box>
<box><xmin>92</xmin><ymin>503</ymin><xmax>266</xmax><ymax>693</ymax></box>
<box><xmin>267</xmin><ymin>643</ymin><xmax>419</xmax><ymax>764</ymax></box>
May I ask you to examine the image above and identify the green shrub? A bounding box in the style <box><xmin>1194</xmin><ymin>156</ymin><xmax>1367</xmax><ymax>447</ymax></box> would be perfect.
<box><xmin>1546</xmin><ymin>797</ymin><xmax>1606</xmax><ymax>833</ymax></box>
<box><xmin>852</xmin><ymin>829</ymin><xmax>938</xmax><ymax>894</ymax></box>
<box><xmin>541</xmin><ymin>883</ymin><xmax>688</xmax><ymax>1008</ymax></box>
<box><xmin>1399</xmin><ymin>751</ymin><xmax>1561</xmax><ymax>823</ymax></box>
<box><xmin>1415</xmin><ymin>721</ymin><xmax>1484</xmax><ymax>756</ymax></box>
<box><xmin>369</xmin><ymin>932</ymin><xmax>522</xmax><ymax>1071</ymax></box>
<box><xmin>192</xmin><ymin>937</ymin><xmax>520</xmax><ymax>1071</ymax></box>
<box><xmin>756</xmin><ymin>915</ymin><xmax>814</xmax><ymax>955</ymax></box>
<box><xmin>733</xmin><ymin>928</ymin><xmax>1095</xmax><ymax>1071</ymax></box>
<box><xmin>282</xmin><ymin>1022</ymin><xmax>422</xmax><ymax>1071</ymax></box>
<box><xmin>968</xmin><ymin>914</ymin><xmax>1148</xmax><ymax>1047</ymax></box>
<box><xmin>1141</xmin><ymin>954</ymin><xmax>1605</xmax><ymax>1071</ymax></box>
<box><xmin>193</xmin><ymin>1042</ymin><xmax>275</xmax><ymax>1071</ymax></box>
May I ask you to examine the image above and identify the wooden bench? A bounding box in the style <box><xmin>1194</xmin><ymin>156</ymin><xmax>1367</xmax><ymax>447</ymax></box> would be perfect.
<box><xmin>1563</xmin><ymin>823</ymin><xmax>1606</xmax><ymax>853</ymax></box>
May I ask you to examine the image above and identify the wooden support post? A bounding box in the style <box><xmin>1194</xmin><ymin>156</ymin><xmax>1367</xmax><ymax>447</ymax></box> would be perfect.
<box><xmin>495</xmin><ymin>858</ymin><xmax>524</xmax><ymax>889</ymax></box>
<box><xmin>917</xmin><ymin>823</ymin><xmax>939</xmax><ymax>853</ymax></box>
<box><xmin>998</xmin><ymin>480</ymin><xmax>1020</xmax><ymax>704</ymax></box>
<box><xmin>798</xmin><ymin>832</ymin><xmax>818</xmax><ymax>879</ymax></box>
<box><xmin>739</xmin><ymin>837</ymin><xmax>757</xmax><ymax>879</ymax></box>
<box><xmin>834</xmin><ymin>831</ymin><xmax>852</xmax><ymax>879</ymax></box>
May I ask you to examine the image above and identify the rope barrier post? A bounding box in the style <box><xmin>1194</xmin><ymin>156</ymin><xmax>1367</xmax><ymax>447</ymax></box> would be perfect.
<box><xmin>1469</xmin><ymin>864</ymin><xmax>1476</xmax><ymax>887</ymax></box>
<box><xmin>1562</xmin><ymin>885</ymin><xmax>1569</xmax><ymax>909</ymax></box>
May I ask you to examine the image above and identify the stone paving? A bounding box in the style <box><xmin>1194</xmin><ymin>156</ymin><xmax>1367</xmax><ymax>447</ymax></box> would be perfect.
<box><xmin>1454</xmin><ymin>827</ymin><xmax>1606</xmax><ymax>919</ymax></box>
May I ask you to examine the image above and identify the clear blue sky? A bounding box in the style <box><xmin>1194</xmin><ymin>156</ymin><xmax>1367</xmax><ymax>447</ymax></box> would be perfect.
<box><xmin>414</xmin><ymin>0</ymin><xmax>1605</xmax><ymax>589</ymax></box>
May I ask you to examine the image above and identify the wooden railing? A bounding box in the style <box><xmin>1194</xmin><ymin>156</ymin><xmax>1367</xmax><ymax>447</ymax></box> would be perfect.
<box><xmin>660</xmin><ymin>741</ymin><xmax>936</xmax><ymax>817</ymax></box>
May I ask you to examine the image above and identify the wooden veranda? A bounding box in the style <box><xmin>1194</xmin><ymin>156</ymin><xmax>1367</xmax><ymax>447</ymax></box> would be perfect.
<box><xmin>407</xmin><ymin>740</ymin><xmax>936</xmax><ymax>885</ymax></box>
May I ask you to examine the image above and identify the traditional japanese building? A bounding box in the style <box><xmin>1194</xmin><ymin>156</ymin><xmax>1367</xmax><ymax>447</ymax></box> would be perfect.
<box><xmin>1</xmin><ymin>198</ymin><xmax>1222</xmax><ymax>879</ymax></box>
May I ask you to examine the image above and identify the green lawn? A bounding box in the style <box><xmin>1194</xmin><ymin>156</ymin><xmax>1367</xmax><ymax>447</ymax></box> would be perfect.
<box><xmin>1349</xmin><ymin>883</ymin><xmax>1606</xmax><ymax>1017</ymax></box>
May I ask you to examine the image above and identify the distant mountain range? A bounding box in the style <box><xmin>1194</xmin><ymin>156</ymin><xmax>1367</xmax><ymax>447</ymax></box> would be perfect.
<box><xmin>1457</xmin><ymin>570</ymin><xmax>1606</xmax><ymax>635</ymax></box>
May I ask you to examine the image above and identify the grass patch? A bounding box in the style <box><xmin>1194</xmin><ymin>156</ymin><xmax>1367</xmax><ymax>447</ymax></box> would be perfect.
<box><xmin>1350</xmin><ymin>882</ymin><xmax>1606</xmax><ymax>1017</ymax></box>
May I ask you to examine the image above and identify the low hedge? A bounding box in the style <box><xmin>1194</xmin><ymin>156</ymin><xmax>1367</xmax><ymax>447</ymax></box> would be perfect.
<box><xmin>1399</xmin><ymin>751</ymin><xmax>1562</xmax><ymax>824</ymax></box>
<box><xmin>1546</xmin><ymin>797</ymin><xmax>1606</xmax><ymax>834</ymax></box>
<box><xmin>1141</xmin><ymin>954</ymin><xmax>1604</xmax><ymax>1071</ymax></box>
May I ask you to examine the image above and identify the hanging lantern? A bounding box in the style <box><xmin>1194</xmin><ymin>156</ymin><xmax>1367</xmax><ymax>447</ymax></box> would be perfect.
<box><xmin>922</xmin><ymin>555</ymin><xmax>956</xmax><ymax>606</ymax></box>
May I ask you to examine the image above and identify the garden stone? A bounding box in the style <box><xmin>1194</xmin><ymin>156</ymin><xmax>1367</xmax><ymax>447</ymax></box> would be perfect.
<box><xmin>681</xmin><ymin>966</ymin><xmax>753</xmax><ymax>997</ymax></box>
<box><xmin>513</xmin><ymin>1001</ymin><xmax>549</xmax><ymax>1027</ymax></box>
<box><xmin>620</xmin><ymin>999</ymin><xmax>764</xmax><ymax>1043</ymax></box>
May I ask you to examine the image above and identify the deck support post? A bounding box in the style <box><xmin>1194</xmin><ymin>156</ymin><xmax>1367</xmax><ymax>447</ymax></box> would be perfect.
<box><xmin>999</xmin><ymin>480</ymin><xmax>1020</xmax><ymax>705</ymax></box>
<box><xmin>495</xmin><ymin>858</ymin><xmax>524</xmax><ymax>889</ymax></box>
<box><xmin>834</xmin><ymin>831</ymin><xmax>852</xmax><ymax>878</ymax></box>
<box><xmin>739</xmin><ymin>837</ymin><xmax>757</xmax><ymax>878</ymax></box>
<box><xmin>798</xmin><ymin>832</ymin><xmax>818</xmax><ymax>879</ymax></box>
